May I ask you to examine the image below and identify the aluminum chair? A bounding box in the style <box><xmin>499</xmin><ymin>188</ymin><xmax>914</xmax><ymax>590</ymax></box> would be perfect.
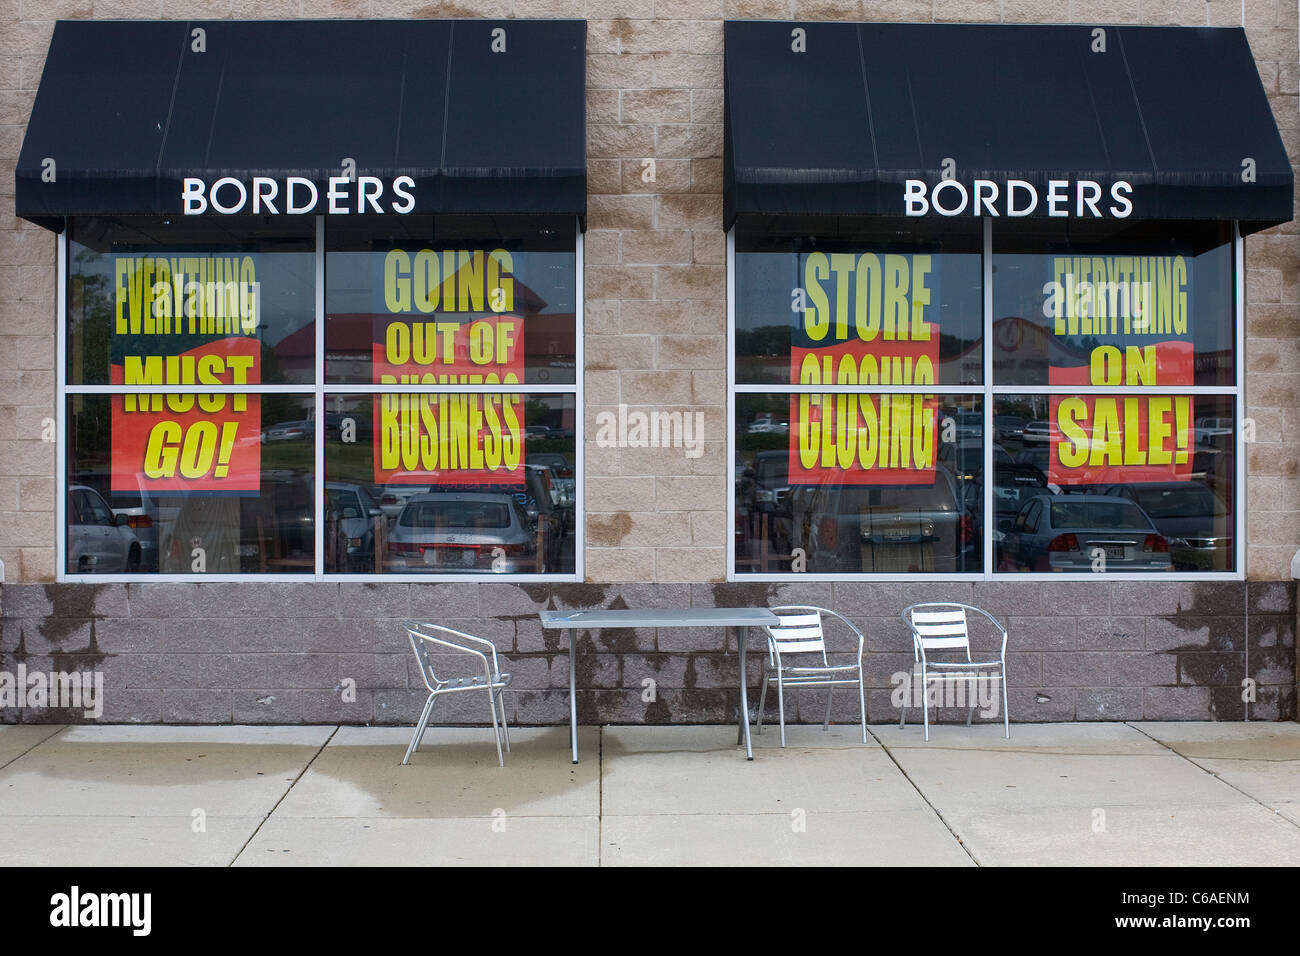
<box><xmin>401</xmin><ymin>621</ymin><xmax>512</xmax><ymax>767</ymax></box>
<box><xmin>756</xmin><ymin>605</ymin><xmax>867</xmax><ymax>747</ymax></box>
<box><xmin>900</xmin><ymin>603</ymin><xmax>1009</xmax><ymax>741</ymax></box>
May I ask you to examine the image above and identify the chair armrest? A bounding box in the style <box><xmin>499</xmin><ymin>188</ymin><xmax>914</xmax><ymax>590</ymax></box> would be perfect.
<box><xmin>962</xmin><ymin>605</ymin><xmax>1008</xmax><ymax>659</ymax></box>
<box><xmin>405</xmin><ymin>622</ymin><xmax>495</xmax><ymax>672</ymax></box>
<box><xmin>815</xmin><ymin>606</ymin><xmax>865</xmax><ymax>660</ymax></box>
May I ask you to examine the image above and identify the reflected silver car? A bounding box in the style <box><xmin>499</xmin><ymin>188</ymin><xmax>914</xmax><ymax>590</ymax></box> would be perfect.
<box><xmin>1000</xmin><ymin>494</ymin><xmax>1172</xmax><ymax>573</ymax></box>
<box><xmin>388</xmin><ymin>492</ymin><xmax>538</xmax><ymax>573</ymax></box>
<box><xmin>68</xmin><ymin>485</ymin><xmax>142</xmax><ymax>573</ymax></box>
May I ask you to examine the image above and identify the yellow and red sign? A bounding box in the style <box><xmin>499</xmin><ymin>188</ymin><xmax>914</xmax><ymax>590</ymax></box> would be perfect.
<box><xmin>1044</xmin><ymin>255</ymin><xmax>1195</xmax><ymax>485</ymax></box>
<box><xmin>373</xmin><ymin>248</ymin><xmax>525</xmax><ymax>485</ymax></box>
<box><xmin>788</xmin><ymin>252</ymin><xmax>939</xmax><ymax>485</ymax></box>
<box><xmin>109</xmin><ymin>255</ymin><xmax>262</xmax><ymax>493</ymax></box>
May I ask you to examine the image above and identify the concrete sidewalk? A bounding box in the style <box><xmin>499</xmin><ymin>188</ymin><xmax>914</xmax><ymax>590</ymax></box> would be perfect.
<box><xmin>1</xmin><ymin>721</ymin><xmax>1298</xmax><ymax>866</ymax></box>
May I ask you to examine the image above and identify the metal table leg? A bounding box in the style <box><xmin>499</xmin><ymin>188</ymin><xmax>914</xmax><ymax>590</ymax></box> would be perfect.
<box><xmin>569</xmin><ymin>628</ymin><xmax>579</xmax><ymax>763</ymax></box>
<box><xmin>738</xmin><ymin>626</ymin><xmax>753</xmax><ymax>760</ymax></box>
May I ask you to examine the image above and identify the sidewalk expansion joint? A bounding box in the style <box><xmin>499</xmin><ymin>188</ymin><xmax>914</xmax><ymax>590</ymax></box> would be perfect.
<box><xmin>868</xmin><ymin>726</ymin><xmax>981</xmax><ymax>866</ymax></box>
<box><xmin>227</xmin><ymin>725</ymin><xmax>340</xmax><ymax>867</ymax></box>
<box><xmin>1126</xmin><ymin>721</ymin><xmax>1300</xmax><ymax>832</ymax></box>
<box><xmin>0</xmin><ymin>724</ymin><xmax>68</xmax><ymax>771</ymax></box>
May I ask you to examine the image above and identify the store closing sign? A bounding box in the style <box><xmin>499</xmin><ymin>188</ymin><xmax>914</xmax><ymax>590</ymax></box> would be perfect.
<box><xmin>109</xmin><ymin>255</ymin><xmax>262</xmax><ymax>494</ymax></box>
<box><xmin>373</xmin><ymin>248</ymin><xmax>525</xmax><ymax>484</ymax></box>
<box><xmin>1044</xmin><ymin>254</ymin><xmax>1195</xmax><ymax>485</ymax></box>
<box><xmin>789</xmin><ymin>251</ymin><xmax>939</xmax><ymax>486</ymax></box>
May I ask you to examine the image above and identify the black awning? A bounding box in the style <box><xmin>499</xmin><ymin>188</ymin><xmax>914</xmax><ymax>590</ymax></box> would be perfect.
<box><xmin>724</xmin><ymin>21</ymin><xmax>1293</xmax><ymax>235</ymax></box>
<box><xmin>16</xmin><ymin>19</ymin><xmax>586</xmax><ymax>231</ymax></box>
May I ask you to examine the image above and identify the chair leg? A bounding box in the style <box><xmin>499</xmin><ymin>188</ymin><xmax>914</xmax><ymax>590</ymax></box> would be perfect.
<box><xmin>857</xmin><ymin>671</ymin><xmax>867</xmax><ymax>744</ymax></box>
<box><xmin>486</xmin><ymin>687</ymin><xmax>504</xmax><ymax>768</ymax></box>
<box><xmin>1002</xmin><ymin>671</ymin><xmax>1010</xmax><ymax>739</ymax></box>
<box><xmin>922</xmin><ymin>670</ymin><xmax>930</xmax><ymax>742</ymax></box>
<box><xmin>823</xmin><ymin>684</ymin><xmax>834</xmax><ymax>731</ymax></box>
<box><xmin>496</xmin><ymin>687</ymin><xmax>511</xmax><ymax>753</ymax></box>
<box><xmin>756</xmin><ymin>661</ymin><xmax>768</xmax><ymax>735</ymax></box>
<box><xmin>776</xmin><ymin>671</ymin><xmax>787</xmax><ymax>748</ymax></box>
<box><xmin>402</xmin><ymin>695</ymin><xmax>436</xmax><ymax>765</ymax></box>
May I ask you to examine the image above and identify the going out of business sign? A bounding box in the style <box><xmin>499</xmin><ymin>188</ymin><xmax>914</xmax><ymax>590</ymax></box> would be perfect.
<box><xmin>372</xmin><ymin>248</ymin><xmax>525</xmax><ymax>485</ymax></box>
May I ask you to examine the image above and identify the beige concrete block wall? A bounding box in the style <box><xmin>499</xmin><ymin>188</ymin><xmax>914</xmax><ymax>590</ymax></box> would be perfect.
<box><xmin>0</xmin><ymin>0</ymin><xmax>1296</xmax><ymax>583</ymax></box>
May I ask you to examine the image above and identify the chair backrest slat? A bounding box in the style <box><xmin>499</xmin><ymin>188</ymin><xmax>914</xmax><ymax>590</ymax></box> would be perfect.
<box><xmin>905</xmin><ymin>605</ymin><xmax>972</xmax><ymax>653</ymax></box>
<box><xmin>917</xmin><ymin>635</ymin><xmax>968</xmax><ymax>649</ymax></box>
<box><xmin>772</xmin><ymin>613</ymin><xmax>822</xmax><ymax>628</ymax></box>
<box><xmin>767</xmin><ymin>611</ymin><xmax>827</xmax><ymax>657</ymax></box>
<box><xmin>913</xmin><ymin>621</ymin><xmax>968</xmax><ymax>636</ymax></box>
<box><xmin>774</xmin><ymin>639</ymin><xmax>827</xmax><ymax>654</ymax></box>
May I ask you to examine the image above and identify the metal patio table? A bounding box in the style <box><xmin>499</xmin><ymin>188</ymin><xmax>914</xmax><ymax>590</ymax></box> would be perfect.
<box><xmin>539</xmin><ymin>607</ymin><xmax>781</xmax><ymax>762</ymax></box>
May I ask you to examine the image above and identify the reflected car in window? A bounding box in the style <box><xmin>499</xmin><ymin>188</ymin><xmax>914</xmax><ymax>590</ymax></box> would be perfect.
<box><xmin>937</xmin><ymin>440</ymin><xmax>1015</xmax><ymax>483</ymax></box>
<box><xmin>1021</xmin><ymin>420</ymin><xmax>1061</xmax><ymax>444</ymax></box>
<box><xmin>388</xmin><ymin>492</ymin><xmax>538</xmax><ymax>573</ymax></box>
<box><xmin>748</xmin><ymin>450</ymin><xmax>793</xmax><ymax>554</ymax></box>
<box><xmin>72</xmin><ymin>471</ymin><xmax>162</xmax><ymax>571</ymax></box>
<box><xmin>995</xmin><ymin>415</ymin><xmax>1027</xmax><ymax>443</ymax></box>
<box><xmin>963</xmin><ymin>462</ymin><xmax>1050</xmax><ymax>566</ymax></box>
<box><xmin>787</xmin><ymin>469</ymin><xmax>970</xmax><ymax>573</ymax></box>
<box><xmin>1000</xmin><ymin>494</ymin><xmax>1172</xmax><ymax>572</ymax></box>
<box><xmin>326</xmin><ymin>482</ymin><xmax>382</xmax><ymax>572</ymax></box>
<box><xmin>67</xmin><ymin>484</ymin><xmax>142</xmax><ymax>573</ymax></box>
<box><xmin>1100</xmin><ymin>482</ymin><xmax>1231</xmax><ymax>571</ymax></box>
<box><xmin>262</xmin><ymin>420</ymin><xmax>313</xmax><ymax>442</ymax></box>
<box><xmin>529</xmin><ymin>453</ymin><xmax>575</xmax><ymax>511</ymax></box>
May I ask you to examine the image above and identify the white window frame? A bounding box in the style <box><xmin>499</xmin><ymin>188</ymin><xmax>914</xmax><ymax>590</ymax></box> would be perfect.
<box><xmin>56</xmin><ymin>218</ymin><xmax>584</xmax><ymax>583</ymax></box>
<box><xmin>726</xmin><ymin>219</ymin><xmax>1246</xmax><ymax>583</ymax></box>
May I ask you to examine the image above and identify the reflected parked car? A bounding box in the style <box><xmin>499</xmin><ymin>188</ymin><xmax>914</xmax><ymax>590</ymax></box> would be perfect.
<box><xmin>995</xmin><ymin>415</ymin><xmax>1027</xmax><ymax>444</ymax></box>
<box><xmin>963</xmin><ymin>462</ymin><xmax>1050</xmax><ymax>565</ymax></box>
<box><xmin>262</xmin><ymin>420</ymin><xmax>313</xmax><ymax>442</ymax></box>
<box><xmin>748</xmin><ymin>450</ymin><xmax>791</xmax><ymax>542</ymax></box>
<box><xmin>326</xmin><ymin>482</ymin><xmax>383</xmax><ymax>571</ymax></box>
<box><xmin>388</xmin><ymin>492</ymin><xmax>538</xmax><ymax>573</ymax></box>
<box><xmin>937</xmin><ymin>440</ymin><xmax>1015</xmax><ymax>482</ymax></box>
<box><xmin>1100</xmin><ymin>482</ymin><xmax>1231</xmax><ymax>571</ymax></box>
<box><xmin>787</xmin><ymin>469</ymin><xmax>971</xmax><ymax>573</ymax></box>
<box><xmin>72</xmin><ymin>471</ymin><xmax>161</xmax><ymax>571</ymax></box>
<box><xmin>1021</xmin><ymin>420</ymin><xmax>1060</xmax><ymax>444</ymax></box>
<box><xmin>1194</xmin><ymin>417</ymin><xmax>1233</xmax><ymax>450</ymax></box>
<box><xmin>951</xmin><ymin>410</ymin><xmax>982</xmax><ymax>440</ymax></box>
<box><xmin>1000</xmin><ymin>494</ymin><xmax>1171</xmax><ymax>572</ymax></box>
<box><xmin>747</xmin><ymin>412</ymin><xmax>789</xmax><ymax>435</ymax></box>
<box><xmin>529</xmin><ymin>453</ymin><xmax>575</xmax><ymax>511</ymax></box>
<box><xmin>67</xmin><ymin>484</ymin><xmax>142</xmax><ymax>573</ymax></box>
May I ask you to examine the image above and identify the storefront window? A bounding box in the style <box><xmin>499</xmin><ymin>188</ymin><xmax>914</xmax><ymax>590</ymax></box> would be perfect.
<box><xmin>323</xmin><ymin>393</ymin><xmax>575</xmax><ymax>574</ymax></box>
<box><xmin>734</xmin><ymin>219</ymin><xmax>984</xmax><ymax>576</ymax></box>
<box><xmin>61</xmin><ymin>216</ymin><xmax>581</xmax><ymax>579</ymax></box>
<box><xmin>67</xmin><ymin>393</ymin><xmax>315</xmax><ymax>574</ymax></box>
<box><xmin>67</xmin><ymin>218</ymin><xmax>316</xmax><ymax>386</ymax></box>
<box><xmin>731</xmin><ymin>218</ymin><xmax>1240</xmax><ymax>578</ymax></box>
<box><xmin>991</xmin><ymin>222</ymin><xmax>1234</xmax><ymax>387</ymax></box>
